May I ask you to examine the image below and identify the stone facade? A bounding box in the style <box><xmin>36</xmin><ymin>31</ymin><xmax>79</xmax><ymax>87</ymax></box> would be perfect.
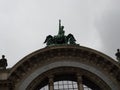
<box><xmin>0</xmin><ymin>45</ymin><xmax>120</xmax><ymax>90</ymax></box>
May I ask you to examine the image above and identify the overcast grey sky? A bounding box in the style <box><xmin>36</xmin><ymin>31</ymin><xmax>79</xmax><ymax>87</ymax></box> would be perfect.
<box><xmin>0</xmin><ymin>0</ymin><xmax>120</xmax><ymax>67</ymax></box>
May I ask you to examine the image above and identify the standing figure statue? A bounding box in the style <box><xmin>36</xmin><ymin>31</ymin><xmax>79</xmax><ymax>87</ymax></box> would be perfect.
<box><xmin>58</xmin><ymin>20</ymin><xmax>65</xmax><ymax>37</ymax></box>
<box><xmin>0</xmin><ymin>55</ymin><xmax>8</xmax><ymax>69</ymax></box>
<box><xmin>54</xmin><ymin>20</ymin><xmax>67</xmax><ymax>44</ymax></box>
<box><xmin>115</xmin><ymin>49</ymin><xmax>120</xmax><ymax>62</ymax></box>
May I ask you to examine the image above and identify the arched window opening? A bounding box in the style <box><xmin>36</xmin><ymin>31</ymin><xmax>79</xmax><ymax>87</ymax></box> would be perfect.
<box><xmin>40</xmin><ymin>80</ymin><xmax>92</xmax><ymax>90</ymax></box>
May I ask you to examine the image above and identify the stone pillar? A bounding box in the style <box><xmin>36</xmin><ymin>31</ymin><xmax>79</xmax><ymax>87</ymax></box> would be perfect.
<box><xmin>77</xmin><ymin>74</ymin><xmax>84</xmax><ymax>90</ymax></box>
<box><xmin>48</xmin><ymin>75</ymin><xmax>54</xmax><ymax>90</ymax></box>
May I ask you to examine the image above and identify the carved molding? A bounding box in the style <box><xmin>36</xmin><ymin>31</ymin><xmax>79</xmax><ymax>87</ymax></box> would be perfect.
<box><xmin>7</xmin><ymin>45</ymin><xmax>120</xmax><ymax>89</ymax></box>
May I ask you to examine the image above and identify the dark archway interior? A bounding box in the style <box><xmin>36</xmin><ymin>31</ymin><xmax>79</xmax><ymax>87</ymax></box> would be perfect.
<box><xmin>35</xmin><ymin>73</ymin><xmax>101</xmax><ymax>90</ymax></box>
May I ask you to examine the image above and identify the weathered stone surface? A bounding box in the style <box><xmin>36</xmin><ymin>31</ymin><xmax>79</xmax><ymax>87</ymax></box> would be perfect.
<box><xmin>0</xmin><ymin>45</ymin><xmax>120</xmax><ymax>90</ymax></box>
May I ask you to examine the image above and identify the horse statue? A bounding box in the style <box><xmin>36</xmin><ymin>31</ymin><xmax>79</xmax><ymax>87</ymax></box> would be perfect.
<box><xmin>67</xmin><ymin>33</ymin><xmax>76</xmax><ymax>45</ymax></box>
<box><xmin>44</xmin><ymin>35</ymin><xmax>54</xmax><ymax>46</ymax></box>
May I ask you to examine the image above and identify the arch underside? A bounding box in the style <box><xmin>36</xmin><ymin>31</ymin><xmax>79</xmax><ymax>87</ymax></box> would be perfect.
<box><xmin>8</xmin><ymin>45</ymin><xmax>120</xmax><ymax>90</ymax></box>
<box><xmin>27</xmin><ymin>67</ymin><xmax>109</xmax><ymax>90</ymax></box>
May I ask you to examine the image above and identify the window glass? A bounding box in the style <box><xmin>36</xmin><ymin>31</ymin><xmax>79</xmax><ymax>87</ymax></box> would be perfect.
<box><xmin>40</xmin><ymin>80</ymin><xmax>92</xmax><ymax>90</ymax></box>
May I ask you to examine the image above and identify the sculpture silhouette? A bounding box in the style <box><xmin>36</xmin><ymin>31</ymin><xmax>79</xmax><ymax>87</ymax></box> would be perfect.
<box><xmin>0</xmin><ymin>55</ymin><xmax>8</xmax><ymax>69</ymax></box>
<box><xmin>44</xmin><ymin>20</ymin><xmax>78</xmax><ymax>46</ymax></box>
<box><xmin>115</xmin><ymin>49</ymin><xmax>120</xmax><ymax>62</ymax></box>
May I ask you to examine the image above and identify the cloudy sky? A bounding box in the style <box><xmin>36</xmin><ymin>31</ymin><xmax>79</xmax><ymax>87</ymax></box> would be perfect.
<box><xmin>0</xmin><ymin>0</ymin><xmax>120</xmax><ymax>67</ymax></box>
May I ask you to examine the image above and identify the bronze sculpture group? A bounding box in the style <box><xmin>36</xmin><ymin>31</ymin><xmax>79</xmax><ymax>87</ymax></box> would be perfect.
<box><xmin>44</xmin><ymin>20</ymin><xmax>78</xmax><ymax>46</ymax></box>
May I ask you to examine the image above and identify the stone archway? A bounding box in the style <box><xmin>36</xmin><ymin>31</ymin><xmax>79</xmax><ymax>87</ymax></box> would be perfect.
<box><xmin>8</xmin><ymin>45</ymin><xmax>120</xmax><ymax>90</ymax></box>
<box><xmin>26</xmin><ymin>67</ymin><xmax>110</xmax><ymax>90</ymax></box>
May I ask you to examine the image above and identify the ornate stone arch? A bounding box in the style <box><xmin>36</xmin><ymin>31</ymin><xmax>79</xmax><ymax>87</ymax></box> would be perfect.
<box><xmin>8</xmin><ymin>45</ymin><xmax>120</xmax><ymax>90</ymax></box>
